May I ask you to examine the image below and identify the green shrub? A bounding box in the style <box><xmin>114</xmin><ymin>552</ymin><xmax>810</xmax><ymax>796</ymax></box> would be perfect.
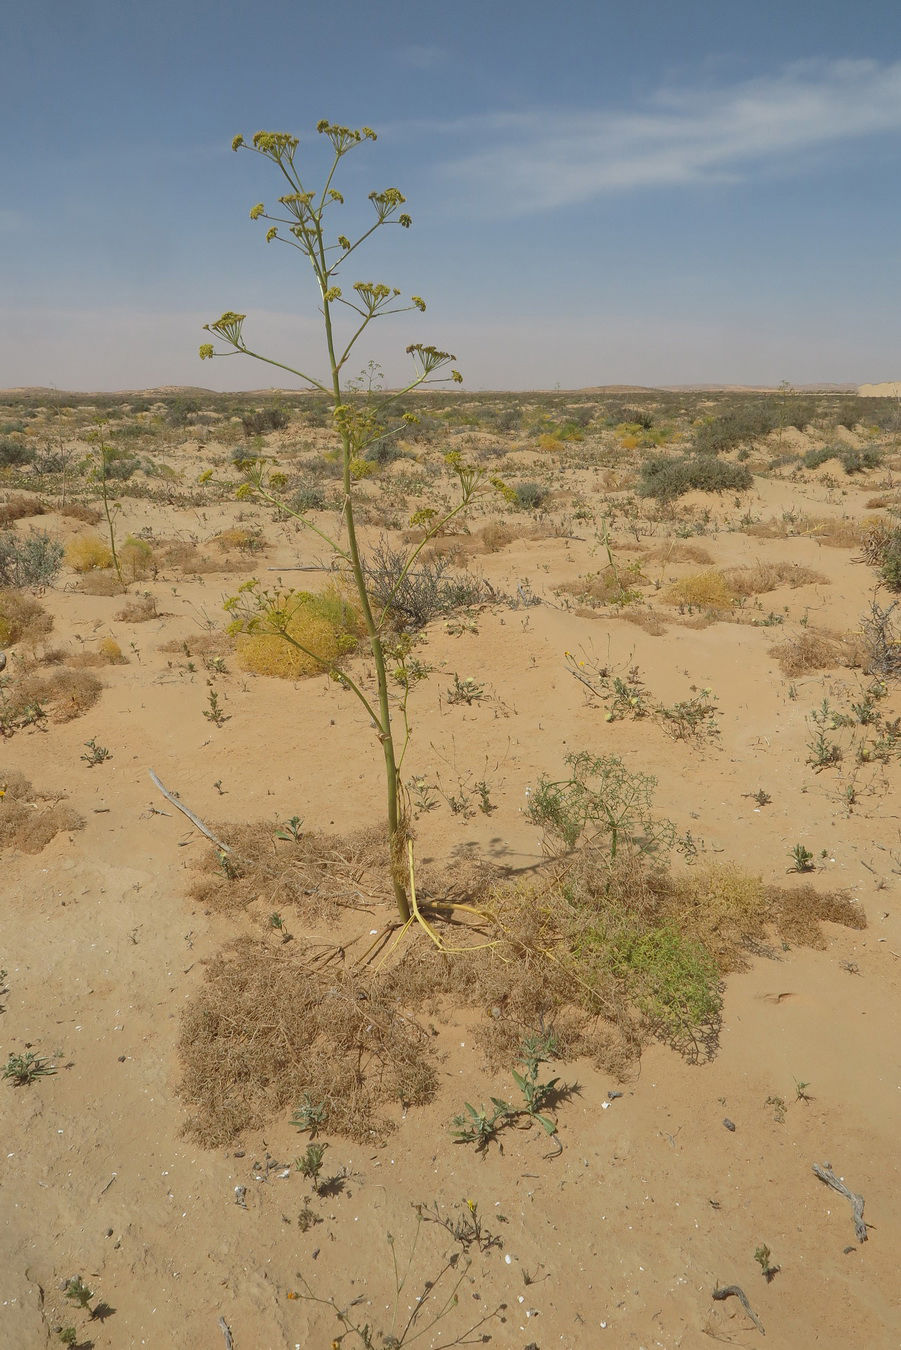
<box><xmin>877</xmin><ymin>527</ymin><xmax>901</xmax><ymax>591</ymax></box>
<box><xmin>0</xmin><ymin>438</ymin><xmax>32</xmax><ymax>467</ymax></box>
<box><xmin>638</xmin><ymin>454</ymin><xmax>753</xmax><ymax>501</ymax></box>
<box><xmin>609</xmin><ymin>924</ymin><xmax>722</xmax><ymax>1050</ymax></box>
<box><xmin>839</xmin><ymin>446</ymin><xmax>882</xmax><ymax>475</ymax></box>
<box><xmin>693</xmin><ymin>405</ymin><xmax>778</xmax><ymax>455</ymax></box>
<box><xmin>0</xmin><ymin>530</ymin><xmax>64</xmax><ymax>587</ymax></box>
<box><xmin>241</xmin><ymin>407</ymin><xmax>290</xmax><ymax>436</ymax></box>
<box><xmin>514</xmin><ymin>480</ymin><xmax>548</xmax><ymax>509</ymax></box>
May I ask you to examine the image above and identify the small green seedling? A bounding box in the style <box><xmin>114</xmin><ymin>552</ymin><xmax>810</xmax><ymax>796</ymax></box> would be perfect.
<box><xmin>292</xmin><ymin>1092</ymin><xmax>328</xmax><ymax>1137</ymax></box>
<box><xmin>754</xmin><ymin>1243</ymin><xmax>778</xmax><ymax>1282</ymax></box>
<box><xmin>203</xmin><ymin>688</ymin><xmax>228</xmax><ymax>725</ymax></box>
<box><xmin>450</xmin><ymin>1099</ymin><xmax>512</xmax><ymax>1152</ymax></box>
<box><xmin>3</xmin><ymin>1050</ymin><xmax>56</xmax><ymax>1085</ymax></box>
<box><xmin>80</xmin><ymin>738</ymin><xmax>112</xmax><ymax>766</ymax></box>
<box><xmin>64</xmin><ymin>1275</ymin><xmax>93</xmax><ymax>1310</ymax></box>
<box><xmin>57</xmin><ymin>1328</ymin><xmax>78</xmax><ymax>1346</ymax></box>
<box><xmin>794</xmin><ymin>1077</ymin><xmax>812</xmax><ymax>1102</ymax></box>
<box><xmin>446</xmin><ymin>673</ymin><xmax>486</xmax><ymax>705</ymax></box>
<box><xmin>788</xmin><ymin>843</ymin><xmax>815</xmax><ymax>873</ymax></box>
<box><xmin>295</xmin><ymin>1141</ymin><xmax>328</xmax><ymax>1189</ymax></box>
<box><xmin>275</xmin><ymin>815</ymin><xmax>304</xmax><ymax>843</ymax></box>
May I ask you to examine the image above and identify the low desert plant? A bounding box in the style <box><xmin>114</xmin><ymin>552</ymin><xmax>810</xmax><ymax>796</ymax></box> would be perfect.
<box><xmin>527</xmin><ymin>750</ymin><xmax>674</xmax><ymax>859</ymax></box>
<box><xmin>2</xmin><ymin>1050</ymin><xmax>56</xmax><ymax>1084</ymax></box>
<box><xmin>639</xmin><ymin>454</ymin><xmax>753</xmax><ymax>501</ymax></box>
<box><xmin>364</xmin><ymin>537</ymin><xmax>496</xmax><ymax>630</ymax></box>
<box><xmin>451</xmin><ymin>1029</ymin><xmax>561</xmax><ymax>1150</ymax></box>
<box><xmin>229</xmin><ymin>581</ymin><xmax>364</xmax><ymax>679</ymax></box>
<box><xmin>0</xmin><ymin>530</ymin><xmax>63</xmax><ymax>587</ymax></box>
<box><xmin>64</xmin><ymin>534</ymin><xmax>114</xmax><ymax>573</ymax></box>
<box><xmin>663</xmin><ymin>570</ymin><xmax>736</xmax><ymax>612</ymax></box>
<box><xmin>0</xmin><ymin>590</ymin><xmax>52</xmax><ymax>645</ymax></box>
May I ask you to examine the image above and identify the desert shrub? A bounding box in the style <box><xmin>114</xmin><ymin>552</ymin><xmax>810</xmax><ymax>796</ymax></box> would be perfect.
<box><xmin>638</xmin><ymin>454</ymin><xmax>753</xmax><ymax>501</ymax></box>
<box><xmin>0</xmin><ymin>591</ymin><xmax>52</xmax><ymax>646</ymax></box>
<box><xmin>241</xmin><ymin>407</ymin><xmax>290</xmax><ymax>436</ymax></box>
<box><xmin>115</xmin><ymin>592</ymin><xmax>157</xmax><ymax>622</ymax></box>
<box><xmin>769</xmin><ymin>629</ymin><xmax>847</xmax><ymax>676</ymax></box>
<box><xmin>859</xmin><ymin>598</ymin><xmax>901</xmax><ymax>676</ymax></box>
<box><xmin>0</xmin><ymin>437</ymin><xmax>32</xmax><ymax>467</ymax></box>
<box><xmin>478</xmin><ymin>522</ymin><xmax>517</xmax><ymax>553</ymax></box>
<box><xmin>98</xmin><ymin>637</ymin><xmax>127</xmax><ymax>664</ymax></box>
<box><xmin>57</xmin><ymin>503</ymin><xmax>102</xmax><ymax>524</ymax></box>
<box><xmin>291</xmin><ymin>481</ymin><xmax>330</xmax><ymax>512</ymax></box>
<box><xmin>558</xmin><ymin>562</ymin><xmax>648</xmax><ymax>609</ymax></box>
<box><xmin>803</xmin><ymin>445</ymin><xmax>838</xmax><ymax>469</ymax></box>
<box><xmin>64</xmin><ymin>534</ymin><xmax>114</xmax><ymax>572</ymax></box>
<box><xmin>364</xmin><ymin>539</ymin><xmax>497</xmax><ymax>630</ymax></box>
<box><xmin>514</xmin><ymin>480</ymin><xmax>548</xmax><ymax>510</ymax></box>
<box><xmin>99</xmin><ymin>448</ymin><xmax>140</xmax><ymax>481</ymax></box>
<box><xmin>868</xmin><ymin>525</ymin><xmax>901</xmax><ymax>591</ymax></box>
<box><xmin>722</xmin><ymin>561</ymin><xmax>827</xmax><ymax>597</ymax></box>
<box><xmin>527</xmin><ymin>751</ymin><xmax>674</xmax><ymax>859</ymax></box>
<box><xmin>0</xmin><ymin>497</ymin><xmax>46</xmax><ymax>526</ymax></box>
<box><xmin>663</xmin><ymin>570</ymin><xmax>736</xmax><ymax>611</ymax></box>
<box><xmin>0</xmin><ymin>772</ymin><xmax>83</xmax><ymax>853</ymax></box>
<box><xmin>232</xmin><ymin>584</ymin><xmax>363</xmax><ymax>679</ymax></box>
<box><xmin>0</xmin><ymin>530</ymin><xmax>64</xmax><ymax>588</ymax></box>
<box><xmin>212</xmin><ymin>527</ymin><xmax>264</xmax><ymax>553</ymax></box>
<box><xmin>0</xmin><ymin>667</ymin><xmax>101</xmax><ymax>729</ymax></box>
<box><xmin>119</xmin><ymin>535</ymin><xmax>156</xmax><ymax>580</ymax></box>
<box><xmin>693</xmin><ymin>405</ymin><xmax>778</xmax><ymax>455</ymax></box>
<box><xmin>840</xmin><ymin>446</ymin><xmax>883</xmax><ymax>475</ymax></box>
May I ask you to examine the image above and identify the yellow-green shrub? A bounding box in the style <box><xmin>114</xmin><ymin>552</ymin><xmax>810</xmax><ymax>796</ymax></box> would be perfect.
<box><xmin>65</xmin><ymin>534</ymin><xmax>113</xmax><ymax>573</ymax></box>
<box><xmin>98</xmin><ymin>637</ymin><xmax>127</xmax><ymax>664</ymax></box>
<box><xmin>663</xmin><ymin>570</ymin><xmax>735</xmax><ymax>611</ymax></box>
<box><xmin>119</xmin><ymin>535</ymin><xmax>156</xmax><ymax>580</ymax></box>
<box><xmin>234</xmin><ymin>585</ymin><xmax>363</xmax><ymax>679</ymax></box>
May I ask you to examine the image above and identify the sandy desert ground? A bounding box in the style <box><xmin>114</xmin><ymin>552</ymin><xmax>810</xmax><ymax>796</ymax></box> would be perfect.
<box><xmin>0</xmin><ymin>386</ymin><xmax>899</xmax><ymax>1349</ymax></box>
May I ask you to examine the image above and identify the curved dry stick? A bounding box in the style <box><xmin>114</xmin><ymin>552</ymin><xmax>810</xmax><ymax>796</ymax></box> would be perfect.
<box><xmin>812</xmin><ymin>1163</ymin><xmax>868</xmax><ymax>1242</ymax></box>
<box><xmin>148</xmin><ymin>769</ymin><xmax>232</xmax><ymax>854</ymax></box>
<box><xmin>712</xmin><ymin>1284</ymin><xmax>765</xmax><ymax>1335</ymax></box>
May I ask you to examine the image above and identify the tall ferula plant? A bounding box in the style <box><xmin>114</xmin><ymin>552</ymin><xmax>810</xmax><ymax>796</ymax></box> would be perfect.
<box><xmin>200</xmin><ymin>122</ymin><xmax>502</xmax><ymax>924</ymax></box>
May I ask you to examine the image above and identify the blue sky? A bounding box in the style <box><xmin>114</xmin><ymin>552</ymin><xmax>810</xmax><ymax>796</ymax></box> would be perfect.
<box><xmin>3</xmin><ymin>0</ymin><xmax>901</xmax><ymax>391</ymax></box>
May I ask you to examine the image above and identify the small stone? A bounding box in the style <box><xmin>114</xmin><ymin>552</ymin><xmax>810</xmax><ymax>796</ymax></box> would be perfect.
<box><xmin>722</xmin><ymin>1118</ymin><xmax>736</xmax><ymax>1132</ymax></box>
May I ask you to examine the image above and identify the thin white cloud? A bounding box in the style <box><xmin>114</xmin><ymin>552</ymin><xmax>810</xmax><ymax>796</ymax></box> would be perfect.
<box><xmin>439</xmin><ymin>59</ymin><xmax>901</xmax><ymax>210</ymax></box>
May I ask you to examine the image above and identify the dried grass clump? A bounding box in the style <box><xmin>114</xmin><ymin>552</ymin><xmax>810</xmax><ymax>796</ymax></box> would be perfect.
<box><xmin>663</xmin><ymin>570</ymin><xmax>736</xmax><ymax>611</ymax></box>
<box><xmin>765</xmin><ymin>886</ymin><xmax>866</xmax><ymax>946</ymax></box>
<box><xmin>116</xmin><ymin>592</ymin><xmax>157</xmax><ymax>622</ymax></box>
<box><xmin>477</xmin><ymin>522</ymin><xmax>518</xmax><ymax>553</ymax></box>
<box><xmin>0</xmin><ymin>590</ymin><xmax>53</xmax><ymax>646</ymax></box>
<box><xmin>189</xmin><ymin>823</ymin><xmax>388</xmax><ymax>919</ymax></box>
<box><xmin>745</xmin><ymin>515</ymin><xmax>863</xmax><ymax>547</ymax></box>
<box><xmin>178</xmin><ymin>937</ymin><xmax>437</xmax><ymax>1146</ymax></box>
<box><xmin>644</xmin><ymin>542</ymin><xmax>714</xmax><ymax>566</ymax></box>
<box><xmin>212</xmin><ymin>527</ymin><xmax>265</xmax><ymax>552</ymax></box>
<box><xmin>234</xmin><ymin>586</ymin><xmax>363</xmax><ymax>679</ymax></box>
<box><xmin>3</xmin><ymin>667</ymin><xmax>102</xmax><ymax>723</ymax></box>
<box><xmin>769</xmin><ymin>629</ymin><xmax>847</xmax><ymax>676</ymax></box>
<box><xmin>65</xmin><ymin>534</ymin><xmax>113</xmax><ymax>572</ymax></box>
<box><xmin>76</xmin><ymin>571</ymin><xmax>126</xmax><ymax>596</ymax></box>
<box><xmin>58</xmin><ymin>503</ymin><xmax>102</xmax><ymax>525</ymax></box>
<box><xmin>722</xmin><ymin>561</ymin><xmax>828</xmax><ymax>597</ymax></box>
<box><xmin>618</xmin><ymin>609</ymin><xmax>668</xmax><ymax>636</ymax></box>
<box><xmin>0</xmin><ymin>497</ymin><xmax>46</xmax><ymax>527</ymax></box>
<box><xmin>0</xmin><ymin>771</ymin><xmax>84</xmax><ymax>853</ymax></box>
